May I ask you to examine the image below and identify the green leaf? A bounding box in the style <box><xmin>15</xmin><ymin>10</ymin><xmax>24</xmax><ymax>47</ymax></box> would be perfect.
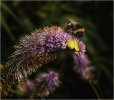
<box><xmin>1</xmin><ymin>2</ymin><xmax>19</xmax><ymax>24</ymax></box>
<box><xmin>1</xmin><ymin>14</ymin><xmax>16</xmax><ymax>42</ymax></box>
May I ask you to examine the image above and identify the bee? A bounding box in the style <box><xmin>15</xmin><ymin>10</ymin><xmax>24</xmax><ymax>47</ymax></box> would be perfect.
<box><xmin>64</xmin><ymin>19</ymin><xmax>85</xmax><ymax>38</ymax></box>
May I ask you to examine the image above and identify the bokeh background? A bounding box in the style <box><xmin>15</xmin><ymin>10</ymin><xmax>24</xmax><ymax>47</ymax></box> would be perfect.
<box><xmin>1</xmin><ymin>1</ymin><xmax>113</xmax><ymax>99</ymax></box>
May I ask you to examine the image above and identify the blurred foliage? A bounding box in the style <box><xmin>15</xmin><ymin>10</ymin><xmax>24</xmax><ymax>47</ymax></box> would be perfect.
<box><xmin>1</xmin><ymin>1</ymin><xmax>113</xmax><ymax>99</ymax></box>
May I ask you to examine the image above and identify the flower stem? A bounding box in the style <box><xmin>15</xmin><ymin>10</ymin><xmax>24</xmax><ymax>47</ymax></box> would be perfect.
<box><xmin>89</xmin><ymin>80</ymin><xmax>103</xmax><ymax>100</ymax></box>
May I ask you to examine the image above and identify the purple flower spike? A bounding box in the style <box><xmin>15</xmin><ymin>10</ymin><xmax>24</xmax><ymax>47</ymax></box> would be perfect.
<box><xmin>17</xmin><ymin>80</ymin><xmax>35</xmax><ymax>96</ymax></box>
<box><xmin>78</xmin><ymin>40</ymin><xmax>86</xmax><ymax>54</ymax></box>
<box><xmin>35</xmin><ymin>70</ymin><xmax>60</xmax><ymax>97</ymax></box>
<box><xmin>73</xmin><ymin>53</ymin><xmax>93</xmax><ymax>80</ymax></box>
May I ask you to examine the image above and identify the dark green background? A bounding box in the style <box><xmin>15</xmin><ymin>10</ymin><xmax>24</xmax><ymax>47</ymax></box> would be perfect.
<box><xmin>1</xmin><ymin>1</ymin><xmax>113</xmax><ymax>99</ymax></box>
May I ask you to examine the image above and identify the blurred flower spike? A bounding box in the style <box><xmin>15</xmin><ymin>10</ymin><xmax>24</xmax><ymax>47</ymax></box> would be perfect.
<box><xmin>35</xmin><ymin>70</ymin><xmax>60</xmax><ymax>97</ymax></box>
<box><xmin>73</xmin><ymin>53</ymin><xmax>94</xmax><ymax>81</ymax></box>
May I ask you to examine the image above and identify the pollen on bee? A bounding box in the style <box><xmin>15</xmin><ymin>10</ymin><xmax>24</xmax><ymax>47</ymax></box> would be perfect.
<box><xmin>67</xmin><ymin>39</ymin><xmax>80</xmax><ymax>52</ymax></box>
